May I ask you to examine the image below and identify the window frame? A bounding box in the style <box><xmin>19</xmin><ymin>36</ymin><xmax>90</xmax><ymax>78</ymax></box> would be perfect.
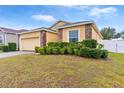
<box><xmin>67</xmin><ymin>29</ymin><xmax>80</xmax><ymax>42</ymax></box>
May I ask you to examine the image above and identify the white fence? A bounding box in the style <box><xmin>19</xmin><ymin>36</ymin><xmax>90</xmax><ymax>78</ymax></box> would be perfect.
<box><xmin>100</xmin><ymin>40</ymin><xmax>124</xmax><ymax>53</ymax></box>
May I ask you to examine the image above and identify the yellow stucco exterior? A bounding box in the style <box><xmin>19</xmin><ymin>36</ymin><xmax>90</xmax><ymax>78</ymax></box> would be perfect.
<box><xmin>92</xmin><ymin>26</ymin><xmax>102</xmax><ymax>41</ymax></box>
<box><xmin>20</xmin><ymin>31</ymin><xmax>40</xmax><ymax>39</ymax></box>
<box><xmin>60</xmin><ymin>24</ymin><xmax>102</xmax><ymax>42</ymax></box>
<box><xmin>46</xmin><ymin>32</ymin><xmax>58</xmax><ymax>44</ymax></box>
<box><xmin>61</xmin><ymin>25</ymin><xmax>85</xmax><ymax>42</ymax></box>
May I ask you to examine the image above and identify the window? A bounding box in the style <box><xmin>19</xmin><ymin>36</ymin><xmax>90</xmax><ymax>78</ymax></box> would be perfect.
<box><xmin>0</xmin><ymin>35</ymin><xmax>3</xmax><ymax>43</ymax></box>
<box><xmin>69</xmin><ymin>30</ymin><xmax>79</xmax><ymax>42</ymax></box>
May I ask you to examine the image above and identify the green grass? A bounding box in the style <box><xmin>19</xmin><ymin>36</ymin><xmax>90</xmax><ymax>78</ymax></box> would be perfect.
<box><xmin>0</xmin><ymin>53</ymin><xmax>124</xmax><ymax>87</ymax></box>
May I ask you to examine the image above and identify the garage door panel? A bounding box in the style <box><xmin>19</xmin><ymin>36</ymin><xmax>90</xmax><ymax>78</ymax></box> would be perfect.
<box><xmin>21</xmin><ymin>37</ymin><xmax>40</xmax><ymax>51</ymax></box>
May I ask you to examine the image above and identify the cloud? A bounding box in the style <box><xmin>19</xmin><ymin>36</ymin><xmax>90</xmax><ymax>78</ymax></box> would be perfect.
<box><xmin>89</xmin><ymin>7</ymin><xmax>117</xmax><ymax>18</ymax></box>
<box><xmin>31</xmin><ymin>14</ymin><xmax>57</xmax><ymax>22</ymax></box>
<box><xmin>63</xmin><ymin>5</ymin><xmax>89</xmax><ymax>10</ymax></box>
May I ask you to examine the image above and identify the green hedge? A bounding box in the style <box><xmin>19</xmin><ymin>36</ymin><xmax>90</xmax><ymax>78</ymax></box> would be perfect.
<box><xmin>0</xmin><ymin>44</ymin><xmax>4</xmax><ymax>50</ymax></box>
<box><xmin>35</xmin><ymin>46</ymin><xmax>40</xmax><ymax>53</ymax></box>
<box><xmin>78</xmin><ymin>47</ymin><xmax>108</xmax><ymax>59</ymax></box>
<box><xmin>73</xmin><ymin>49</ymin><xmax>79</xmax><ymax>55</ymax></box>
<box><xmin>101</xmin><ymin>50</ymin><xmax>108</xmax><ymax>58</ymax></box>
<box><xmin>90</xmin><ymin>48</ymin><xmax>102</xmax><ymax>59</ymax></box>
<box><xmin>79</xmin><ymin>47</ymin><xmax>91</xmax><ymax>57</ymax></box>
<box><xmin>1</xmin><ymin>45</ymin><xmax>9</xmax><ymax>52</ymax></box>
<box><xmin>38</xmin><ymin>47</ymin><xmax>45</xmax><ymax>55</ymax></box>
<box><xmin>52</xmin><ymin>47</ymin><xmax>60</xmax><ymax>54</ymax></box>
<box><xmin>35</xmin><ymin>39</ymin><xmax>108</xmax><ymax>59</ymax></box>
<box><xmin>48</xmin><ymin>42</ymin><xmax>68</xmax><ymax>48</ymax></box>
<box><xmin>60</xmin><ymin>48</ymin><xmax>66</xmax><ymax>54</ymax></box>
<box><xmin>47</xmin><ymin>42</ymin><xmax>84</xmax><ymax>49</ymax></box>
<box><xmin>83</xmin><ymin>39</ymin><xmax>97</xmax><ymax>48</ymax></box>
<box><xmin>8</xmin><ymin>43</ymin><xmax>16</xmax><ymax>51</ymax></box>
<box><xmin>66</xmin><ymin>47</ymin><xmax>73</xmax><ymax>55</ymax></box>
<box><xmin>45</xmin><ymin>47</ymin><xmax>52</xmax><ymax>54</ymax></box>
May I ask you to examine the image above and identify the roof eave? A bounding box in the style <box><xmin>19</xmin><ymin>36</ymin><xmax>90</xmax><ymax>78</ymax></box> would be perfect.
<box><xmin>19</xmin><ymin>28</ymin><xmax>57</xmax><ymax>34</ymax></box>
<box><xmin>57</xmin><ymin>22</ymin><xmax>93</xmax><ymax>29</ymax></box>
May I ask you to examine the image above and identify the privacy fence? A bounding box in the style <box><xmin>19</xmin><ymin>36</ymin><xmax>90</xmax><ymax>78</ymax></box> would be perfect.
<box><xmin>100</xmin><ymin>40</ymin><xmax>124</xmax><ymax>53</ymax></box>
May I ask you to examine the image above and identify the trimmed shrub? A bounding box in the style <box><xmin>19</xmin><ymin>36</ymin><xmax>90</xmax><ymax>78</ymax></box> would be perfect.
<box><xmin>1</xmin><ymin>45</ymin><xmax>9</xmax><ymax>52</ymax></box>
<box><xmin>101</xmin><ymin>50</ymin><xmax>108</xmax><ymax>58</ymax></box>
<box><xmin>73</xmin><ymin>49</ymin><xmax>79</xmax><ymax>55</ymax></box>
<box><xmin>8</xmin><ymin>43</ymin><xmax>16</xmax><ymax>51</ymax></box>
<box><xmin>35</xmin><ymin>46</ymin><xmax>40</xmax><ymax>53</ymax></box>
<box><xmin>90</xmin><ymin>49</ymin><xmax>102</xmax><ymax>59</ymax></box>
<box><xmin>52</xmin><ymin>47</ymin><xmax>60</xmax><ymax>54</ymax></box>
<box><xmin>45</xmin><ymin>47</ymin><xmax>52</xmax><ymax>54</ymax></box>
<box><xmin>36</xmin><ymin>40</ymin><xmax>108</xmax><ymax>59</ymax></box>
<box><xmin>0</xmin><ymin>44</ymin><xmax>4</xmax><ymax>50</ymax></box>
<box><xmin>38</xmin><ymin>47</ymin><xmax>45</xmax><ymax>54</ymax></box>
<box><xmin>79</xmin><ymin>47</ymin><xmax>91</xmax><ymax>57</ymax></box>
<box><xmin>48</xmin><ymin>42</ymin><xmax>68</xmax><ymax>48</ymax></box>
<box><xmin>83</xmin><ymin>39</ymin><xmax>97</xmax><ymax>48</ymax></box>
<box><xmin>60</xmin><ymin>48</ymin><xmax>66</xmax><ymax>54</ymax></box>
<box><xmin>67</xmin><ymin>47</ymin><xmax>73</xmax><ymax>55</ymax></box>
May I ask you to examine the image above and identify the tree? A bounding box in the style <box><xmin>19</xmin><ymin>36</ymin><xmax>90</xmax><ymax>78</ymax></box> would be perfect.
<box><xmin>120</xmin><ymin>30</ymin><xmax>124</xmax><ymax>39</ymax></box>
<box><xmin>113</xmin><ymin>33</ymin><xmax>121</xmax><ymax>38</ymax></box>
<box><xmin>100</xmin><ymin>27</ymin><xmax>116</xmax><ymax>40</ymax></box>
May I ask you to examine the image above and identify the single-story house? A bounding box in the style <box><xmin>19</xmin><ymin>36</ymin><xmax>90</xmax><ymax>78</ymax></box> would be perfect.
<box><xmin>0</xmin><ymin>27</ymin><xmax>28</xmax><ymax>49</ymax></box>
<box><xmin>19</xmin><ymin>20</ymin><xmax>103</xmax><ymax>51</ymax></box>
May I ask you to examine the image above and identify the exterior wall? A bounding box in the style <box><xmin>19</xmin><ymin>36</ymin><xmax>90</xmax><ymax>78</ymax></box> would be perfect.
<box><xmin>0</xmin><ymin>31</ymin><xmax>5</xmax><ymax>44</ymax></box>
<box><xmin>20</xmin><ymin>31</ymin><xmax>40</xmax><ymax>39</ymax></box>
<box><xmin>92</xmin><ymin>26</ymin><xmax>102</xmax><ymax>41</ymax></box>
<box><xmin>60</xmin><ymin>25</ymin><xmax>85</xmax><ymax>42</ymax></box>
<box><xmin>20</xmin><ymin>31</ymin><xmax>40</xmax><ymax>50</ymax></box>
<box><xmin>46</xmin><ymin>32</ymin><xmax>58</xmax><ymax>44</ymax></box>
<box><xmin>0</xmin><ymin>31</ymin><xmax>20</xmax><ymax>49</ymax></box>
<box><xmin>5</xmin><ymin>33</ymin><xmax>19</xmax><ymax>48</ymax></box>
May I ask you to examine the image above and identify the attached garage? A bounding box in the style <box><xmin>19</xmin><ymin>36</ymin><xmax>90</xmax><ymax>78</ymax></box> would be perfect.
<box><xmin>19</xmin><ymin>28</ymin><xmax>58</xmax><ymax>51</ymax></box>
<box><xmin>21</xmin><ymin>37</ymin><xmax>40</xmax><ymax>51</ymax></box>
<box><xmin>20</xmin><ymin>31</ymin><xmax>40</xmax><ymax>51</ymax></box>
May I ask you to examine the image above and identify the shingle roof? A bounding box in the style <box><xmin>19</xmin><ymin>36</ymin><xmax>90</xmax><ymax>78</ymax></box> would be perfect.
<box><xmin>19</xmin><ymin>27</ymin><xmax>57</xmax><ymax>34</ymax></box>
<box><xmin>0</xmin><ymin>27</ymin><xmax>28</xmax><ymax>33</ymax></box>
<box><xmin>31</xmin><ymin>27</ymin><xmax>56</xmax><ymax>32</ymax></box>
<box><xmin>58</xmin><ymin>21</ymin><xmax>94</xmax><ymax>29</ymax></box>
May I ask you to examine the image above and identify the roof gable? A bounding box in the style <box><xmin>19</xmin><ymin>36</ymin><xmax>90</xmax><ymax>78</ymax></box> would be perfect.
<box><xmin>58</xmin><ymin>21</ymin><xmax>94</xmax><ymax>29</ymax></box>
<box><xmin>50</xmin><ymin>20</ymin><xmax>70</xmax><ymax>30</ymax></box>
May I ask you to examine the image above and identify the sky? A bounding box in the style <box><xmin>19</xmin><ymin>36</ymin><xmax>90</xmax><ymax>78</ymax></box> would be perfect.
<box><xmin>0</xmin><ymin>5</ymin><xmax>124</xmax><ymax>32</ymax></box>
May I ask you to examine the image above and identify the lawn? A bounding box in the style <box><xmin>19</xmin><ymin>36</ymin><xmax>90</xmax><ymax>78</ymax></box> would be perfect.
<box><xmin>0</xmin><ymin>53</ymin><xmax>124</xmax><ymax>88</ymax></box>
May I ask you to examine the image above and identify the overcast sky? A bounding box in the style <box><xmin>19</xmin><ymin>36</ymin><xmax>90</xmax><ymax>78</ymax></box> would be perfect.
<box><xmin>0</xmin><ymin>5</ymin><xmax>123</xmax><ymax>32</ymax></box>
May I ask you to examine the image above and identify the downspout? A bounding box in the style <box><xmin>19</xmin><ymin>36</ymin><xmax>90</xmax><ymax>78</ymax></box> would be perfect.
<box><xmin>18</xmin><ymin>34</ymin><xmax>20</xmax><ymax>51</ymax></box>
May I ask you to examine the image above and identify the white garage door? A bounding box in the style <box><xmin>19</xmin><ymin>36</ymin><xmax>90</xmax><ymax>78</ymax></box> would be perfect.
<box><xmin>21</xmin><ymin>37</ymin><xmax>40</xmax><ymax>51</ymax></box>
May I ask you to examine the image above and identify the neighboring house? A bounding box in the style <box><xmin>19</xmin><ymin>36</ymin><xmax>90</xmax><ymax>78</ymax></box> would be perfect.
<box><xmin>0</xmin><ymin>27</ymin><xmax>28</xmax><ymax>49</ymax></box>
<box><xmin>19</xmin><ymin>20</ymin><xmax>103</xmax><ymax>51</ymax></box>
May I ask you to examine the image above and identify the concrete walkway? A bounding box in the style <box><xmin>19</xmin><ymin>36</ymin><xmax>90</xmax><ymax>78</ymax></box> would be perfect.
<box><xmin>0</xmin><ymin>51</ymin><xmax>34</xmax><ymax>58</ymax></box>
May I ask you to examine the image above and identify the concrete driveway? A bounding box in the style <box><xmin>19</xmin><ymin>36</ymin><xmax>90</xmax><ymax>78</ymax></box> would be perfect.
<box><xmin>0</xmin><ymin>51</ymin><xmax>34</xmax><ymax>58</ymax></box>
